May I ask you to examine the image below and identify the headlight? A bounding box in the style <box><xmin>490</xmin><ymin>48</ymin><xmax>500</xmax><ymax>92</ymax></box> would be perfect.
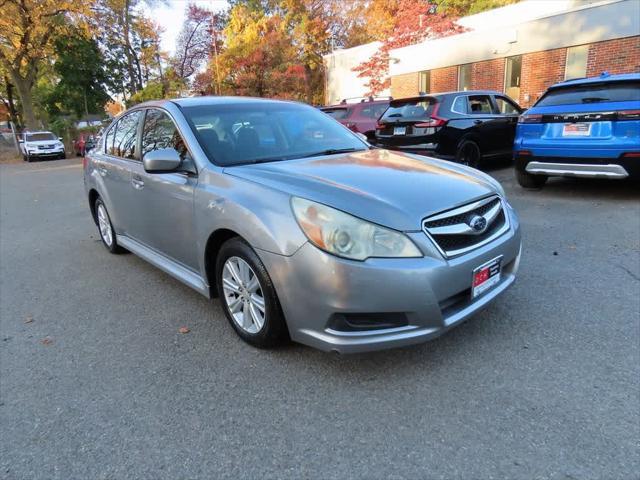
<box><xmin>291</xmin><ymin>197</ymin><xmax>422</xmax><ymax>261</ymax></box>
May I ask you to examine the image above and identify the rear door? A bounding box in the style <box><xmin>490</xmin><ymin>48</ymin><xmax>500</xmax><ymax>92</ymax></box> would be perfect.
<box><xmin>95</xmin><ymin>110</ymin><xmax>142</xmax><ymax>235</ymax></box>
<box><xmin>127</xmin><ymin>108</ymin><xmax>199</xmax><ymax>270</ymax></box>
<box><xmin>465</xmin><ymin>94</ymin><xmax>503</xmax><ymax>154</ymax></box>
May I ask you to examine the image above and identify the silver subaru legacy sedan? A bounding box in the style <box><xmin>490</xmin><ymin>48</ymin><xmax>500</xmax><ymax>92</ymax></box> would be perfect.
<box><xmin>84</xmin><ymin>97</ymin><xmax>521</xmax><ymax>353</ymax></box>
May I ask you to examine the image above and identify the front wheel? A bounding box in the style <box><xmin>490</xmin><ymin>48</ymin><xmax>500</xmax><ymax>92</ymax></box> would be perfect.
<box><xmin>455</xmin><ymin>140</ymin><xmax>481</xmax><ymax>168</ymax></box>
<box><xmin>516</xmin><ymin>169</ymin><xmax>548</xmax><ymax>189</ymax></box>
<box><xmin>215</xmin><ymin>238</ymin><xmax>288</xmax><ymax>348</ymax></box>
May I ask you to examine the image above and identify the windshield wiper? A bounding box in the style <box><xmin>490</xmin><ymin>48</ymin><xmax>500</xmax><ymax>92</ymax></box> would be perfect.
<box><xmin>581</xmin><ymin>97</ymin><xmax>609</xmax><ymax>103</ymax></box>
<box><xmin>297</xmin><ymin>147</ymin><xmax>365</xmax><ymax>159</ymax></box>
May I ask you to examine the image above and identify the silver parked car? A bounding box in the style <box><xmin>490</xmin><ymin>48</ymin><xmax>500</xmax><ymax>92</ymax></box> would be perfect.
<box><xmin>84</xmin><ymin>97</ymin><xmax>521</xmax><ymax>353</ymax></box>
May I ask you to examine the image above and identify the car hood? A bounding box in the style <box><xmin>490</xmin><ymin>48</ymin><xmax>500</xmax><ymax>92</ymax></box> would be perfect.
<box><xmin>224</xmin><ymin>149</ymin><xmax>499</xmax><ymax>231</ymax></box>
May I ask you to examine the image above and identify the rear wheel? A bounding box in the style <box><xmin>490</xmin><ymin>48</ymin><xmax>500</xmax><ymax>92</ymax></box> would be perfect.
<box><xmin>215</xmin><ymin>237</ymin><xmax>288</xmax><ymax>348</ymax></box>
<box><xmin>516</xmin><ymin>169</ymin><xmax>548</xmax><ymax>189</ymax></box>
<box><xmin>456</xmin><ymin>140</ymin><xmax>481</xmax><ymax>168</ymax></box>
<box><xmin>94</xmin><ymin>197</ymin><xmax>126</xmax><ymax>253</ymax></box>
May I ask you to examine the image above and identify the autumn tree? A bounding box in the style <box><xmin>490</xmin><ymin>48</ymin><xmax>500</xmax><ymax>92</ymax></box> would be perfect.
<box><xmin>0</xmin><ymin>0</ymin><xmax>90</xmax><ymax>128</ymax></box>
<box><xmin>173</xmin><ymin>4</ymin><xmax>213</xmax><ymax>82</ymax></box>
<box><xmin>353</xmin><ymin>0</ymin><xmax>465</xmax><ymax>95</ymax></box>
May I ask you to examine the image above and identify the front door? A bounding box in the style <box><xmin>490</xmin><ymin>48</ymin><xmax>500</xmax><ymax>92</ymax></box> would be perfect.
<box><xmin>492</xmin><ymin>95</ymin><xmax>522</xmax><ymax>154</ymax></box>
<box><xmin>467</xmin><ymin>94</ymin><xmax>502</xmax><ymax>154</ymax></box>
<box><xmin>128</xmin><ymin>108</ymin><xmax>199</xmax><ymax>270</ymax></box>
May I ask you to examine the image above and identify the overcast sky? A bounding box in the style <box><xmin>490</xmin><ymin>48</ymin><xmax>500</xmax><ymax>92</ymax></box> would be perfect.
<box><xmin>146</xmin><ymin>0</ymin><xmax>229</xmax><ymax>54</ymax></box>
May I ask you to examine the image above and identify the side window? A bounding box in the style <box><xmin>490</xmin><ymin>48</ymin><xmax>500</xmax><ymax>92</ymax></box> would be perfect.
<box><xmin>324</xmin><ymin>108</ymin><xmax>349</xmax><ymax>120</ymax></box>
<box><xmin>494</xmin><ymin>96</ymin><xmax>521</xmax><ymax>115</ymax></box>
<box><xmin>111</xmin><ymin>111</ymin><xmax>141</xmax><ymax>159</ymax></box>
<box><xmin>104</xmin><ymin>123</ymin><xmax>116</xmax><ymax>155</ymax></box>
<box><xmin>360</xmin><ymin>104</ymin><xmax>388</xmax><ymax>119</ymax></box>
<box><xmin>451</xmin><ymin>96</ymin><xmax>467</xmax><ymax>114</ymax></box>
<box><xmin>468</xmin><ymin>95</ymin><xmax>493</xmax><ymax>114</ymax></box>
<box><xmin>141</xmin><ymin>109</ymin><xmax>189</xmax><ymax>161</ymax></box>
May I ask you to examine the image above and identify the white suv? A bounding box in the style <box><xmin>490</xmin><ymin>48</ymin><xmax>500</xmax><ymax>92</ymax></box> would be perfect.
<box><xmin>20</xmin><ymin>131</ymin><xmax>66</xmax><ymax>162</ymax></box>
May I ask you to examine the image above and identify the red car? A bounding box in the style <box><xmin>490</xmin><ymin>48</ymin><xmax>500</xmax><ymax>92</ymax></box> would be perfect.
<box><xmin>321</xmin><ymin>97</ymin><xmax>391</xmax><ymax>142</ymax></box>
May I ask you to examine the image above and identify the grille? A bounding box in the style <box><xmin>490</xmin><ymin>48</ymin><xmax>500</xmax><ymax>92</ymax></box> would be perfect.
<box><xmin>423</xmin><ymin>196</ymin><xmax>509</xmax><ymax>257</ymax></box>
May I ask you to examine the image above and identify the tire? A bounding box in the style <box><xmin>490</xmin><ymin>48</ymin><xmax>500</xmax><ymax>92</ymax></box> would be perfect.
<box><xmin>59</xmin><ymin>152</ymin><xmax>66</xmax><ymax>160</ymax></box>
<box><xmin>516</xmin><ymin>169</ymin><xmax>548</xmax><ymax>189</ymax></box>
<box><xmin>215</xmin><ymin>237</ymin><xmax>288</xmax><ymax>348</ymax></box>
<box><xmin>25</xmin><ymin>154</ymin><xmax>32</xmax><ymax>163</ymax></box>
<box><xmin>455</xmin><ymin>139</ymin><xmax>482</xmax><ymax>168</ymax></box>
<box><xmin>94</xmin><ymin>197</ymin><xmax>126</xmax><ymax>254</ymax></box>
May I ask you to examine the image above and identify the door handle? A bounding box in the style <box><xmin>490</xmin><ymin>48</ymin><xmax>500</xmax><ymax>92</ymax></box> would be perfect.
<box><xmin>473</xmin><ymin>120</ymin><xmax>483</xmax><ymax>125</ymax></box>
<box><xmin>132</xmin><ymin>177</ymin><xmax>145</xmax><ymax>189</ymax></box>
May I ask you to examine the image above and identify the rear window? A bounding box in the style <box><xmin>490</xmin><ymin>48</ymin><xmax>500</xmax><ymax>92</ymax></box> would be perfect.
<box><xmin>536</xmin><ymin>81</ymin><xmax>640</xmax><ymax>107</ymax></box>
<box><xmin>322</xmin><ymin>108</ymin><xmax>349</xmax><ymax>120</ymax></box>
<box><xmin>381</xmin><ymin>98</ymin><xmax>437</xmax><ymax>122</ymax></box>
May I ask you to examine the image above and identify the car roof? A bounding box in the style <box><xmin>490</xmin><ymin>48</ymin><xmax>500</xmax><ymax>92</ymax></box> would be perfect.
<box><xmin>24</xmin><ymin>131</ymin><xmax>55</xmax><ymax>135</ymax></box>
<box><xmin>548</xmin><ymin>72</ymin><xmax>640</xmax><ymax>89</ymax></box>
<box><xmin>136</xmin><ymin>96</ymin><xmax>304</xmax><ymax>109</ymax></box>
<box><xmin>390</xmin><ymin>90</ymin><xmax>505</xmax><ymax>104</ymax></box>
<box><xmin>322</xmin><ymin>100</ymin><xmax>390</xmax><ymax>109</ymax></box>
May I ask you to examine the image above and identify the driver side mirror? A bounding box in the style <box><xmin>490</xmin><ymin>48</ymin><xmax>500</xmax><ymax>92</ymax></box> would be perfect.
<box><xmin>143</xmin><ymin>148</ymin><xmax>182</xmax><ymax>173</ymax></box>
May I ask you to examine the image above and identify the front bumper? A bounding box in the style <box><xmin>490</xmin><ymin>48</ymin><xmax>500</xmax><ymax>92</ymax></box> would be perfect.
<box><xmin>257</xmin><ymin>210</ymin><xmax>521</xmax><ymax>353</ymax></box>
<box><xmin>26</xmin><ymin>149</ymin><xmax>65</xmax><ymax>158</ymax></box>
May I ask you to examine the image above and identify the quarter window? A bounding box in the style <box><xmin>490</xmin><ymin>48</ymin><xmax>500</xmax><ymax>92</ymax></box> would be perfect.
<box><xmin>565</xmin><ymin>45</ymin><xmax>589</xmax><ymax>80</ymax></box>
<box><xmin>141</xmin><ymin>109</ymin><xmax>190</xmax><ymax>161</ymax></box>
<box><xmin>323</xmin><ymin>108</ymin><xmax>349</xmax><ymax>120</ymax></box>
<box><xmin>104</xmin><ymin>124</ymin><xmax>116</xmax><ymax>155</ymax></box>
<box><xmin>111</xmin><ymin>111</ymin><xmax>141</xmax><ymax>159</ymax></box>
<box><xmin>451</xmin><ymin>96</ymin><xmax>467</xmax><ymax>114</ymax></box>
<box><xmin>458</xmin><ymin>64</ymin><xmax>472</xmax><ymax>91</ymax></box>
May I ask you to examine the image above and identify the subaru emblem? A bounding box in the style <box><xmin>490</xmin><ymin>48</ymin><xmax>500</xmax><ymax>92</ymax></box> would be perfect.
<box><xmin>469</xmin><ymin>215</ymin><xmax>487</xmax><ymax>233</ymax></box>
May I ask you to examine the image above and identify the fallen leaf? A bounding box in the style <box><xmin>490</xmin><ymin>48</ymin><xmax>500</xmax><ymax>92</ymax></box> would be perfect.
<box><xmin>178</xmin><ymin>327</ymin><xmax>190</xmax><ymax>334</ymax></box>
<box><xmin>24</xmin><ymin>316</ymin><xmax>34</xmax><ymax>324</ymax></box>
<box><xmin>40</xmin><ymin>337</ymin><xmax>53</xmax><ymax>345</ymax></box>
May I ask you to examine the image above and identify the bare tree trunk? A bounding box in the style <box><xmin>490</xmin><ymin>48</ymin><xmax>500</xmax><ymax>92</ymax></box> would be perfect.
<box><xmin>11</xmin><ymin>74</ymin><xmax>37</xmax><ymax>130</ymax></box>
<box><xmin>2</xmin><ymin>75</ymin><xmax>20</xmax><ymax>127</ymax></box>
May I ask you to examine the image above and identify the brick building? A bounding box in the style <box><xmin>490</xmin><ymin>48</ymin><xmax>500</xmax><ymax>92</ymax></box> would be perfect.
<box><xmin>324</xmin><ymin>0</ymin><xmax>640</xmax><ymax>108</ymax></box>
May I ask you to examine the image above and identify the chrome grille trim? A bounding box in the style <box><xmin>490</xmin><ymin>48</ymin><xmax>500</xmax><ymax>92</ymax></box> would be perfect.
<box><xmin>422</xmin><ymin>195</ymin><xmax>510</xmax><ymax>258</ymax></box>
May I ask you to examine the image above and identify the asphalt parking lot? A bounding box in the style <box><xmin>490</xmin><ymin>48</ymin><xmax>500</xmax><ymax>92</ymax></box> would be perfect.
<box><xmin>1</xmin><ymin>158</ymin><xmax>638</xmax><ymax>480</ymax></box>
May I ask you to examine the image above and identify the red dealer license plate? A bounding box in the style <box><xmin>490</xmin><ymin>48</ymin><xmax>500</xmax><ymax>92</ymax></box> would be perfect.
<box><xmin>472</xmin><ymin>256</ymin><xmax>502</xmax><ymax>298</ymax></box>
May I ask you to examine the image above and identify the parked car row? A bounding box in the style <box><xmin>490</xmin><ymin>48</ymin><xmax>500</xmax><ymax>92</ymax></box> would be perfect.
<box><xmin>321</xmin><ymin>72</ymin><xmax>640</xmax><ymax>188</ymax></box>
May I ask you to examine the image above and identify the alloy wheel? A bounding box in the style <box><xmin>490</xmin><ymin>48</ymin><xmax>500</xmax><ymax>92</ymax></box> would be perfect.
<box><xmin>222</xmin><ymin>256</ymin><xmax>266</xmax><ymax>334</ymax></box>
<box><xmin>97</xmin><ymin>203</ymin><xmax>113</xmax><ymax>247</ymax></box>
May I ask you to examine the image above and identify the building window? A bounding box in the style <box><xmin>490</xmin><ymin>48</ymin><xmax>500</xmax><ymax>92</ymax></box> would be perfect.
<box><xmin>458</xmin><ymin>64</ymin><xmax>471</xmax><ymax>91</ymax></box>
<box><xmin>565</xmin><ymin>45</ymin><xmax>589</xmax><ymax>80</ymax></box>
<box><xmin>419</xmin><ymin>70</ymin><xmax>431</xmax><ymax>94</ymax></box>
<box><xmin>505</xmin><ymin>55</ymin><xmax>522</xmax><ymax>101</ymax></box>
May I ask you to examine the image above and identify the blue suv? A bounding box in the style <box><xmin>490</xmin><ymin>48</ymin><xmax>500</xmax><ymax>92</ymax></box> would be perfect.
<box><xmin>514</xmin><ymin>72</ymin><xmax>640</xmax><ymax>188</ymax></box>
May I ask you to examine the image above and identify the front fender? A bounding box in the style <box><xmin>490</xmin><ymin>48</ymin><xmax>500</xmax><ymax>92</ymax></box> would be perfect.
<box><xmin>194</xmin><ymin>168</ymin><xmax>308</xmax><ymax>260</ymax></box>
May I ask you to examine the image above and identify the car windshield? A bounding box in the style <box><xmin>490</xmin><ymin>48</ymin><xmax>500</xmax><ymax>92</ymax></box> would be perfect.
<box><xmin>182</xmin><ymin>102</ymin><xmax>367</xmax><ymax>166</ymax></box>
<box><xmin>535</xmin><ymin>81</ymin><xmax>640</xmax><ymax>107</ymax></box>
<box><xmin>380</xmin><ymin>99</ymin><xmax>437</xmax><ymax>122</ymax></box>
<box><xmin>26</xmin><ymin>133</ymin><xmax>56</xmax><ymax>142</ymax></box>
